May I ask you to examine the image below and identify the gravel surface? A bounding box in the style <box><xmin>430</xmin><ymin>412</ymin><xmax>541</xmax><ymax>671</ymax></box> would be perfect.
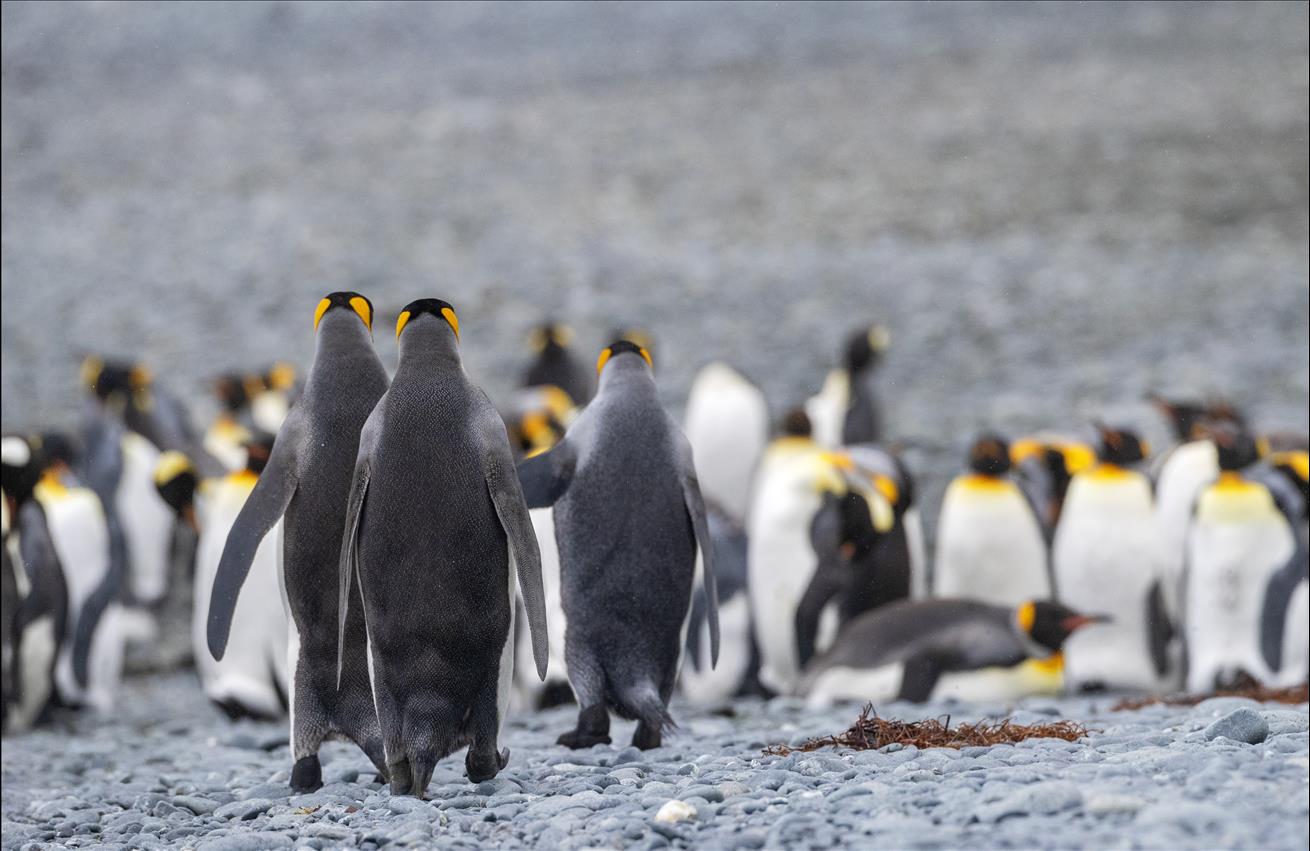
<box><xmin>2</xmin><ymin>672</ymin><xmax>1307</xmax><ymax>850</ymax></box>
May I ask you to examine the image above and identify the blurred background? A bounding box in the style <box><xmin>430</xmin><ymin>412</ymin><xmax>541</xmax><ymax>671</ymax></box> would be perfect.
<box><xmin>3</xmin><ymin>0</ymin><xmax>1308</xmax><ymax>524</ymax></box>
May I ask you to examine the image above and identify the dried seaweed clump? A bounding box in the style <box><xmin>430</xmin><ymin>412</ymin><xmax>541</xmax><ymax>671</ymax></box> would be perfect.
<box><xmin>764</xmin><ymin>704</ymin><xmax>1090</xmax><ymax>756</ymax></box>
<box><xmin>1112</xmin><ymin>682</ymin><xmax>1309</xmax><ymax>712</ymax></box>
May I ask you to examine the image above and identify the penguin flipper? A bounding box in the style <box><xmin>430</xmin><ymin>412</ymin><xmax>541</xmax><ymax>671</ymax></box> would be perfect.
<box><xmin>795</xmin><ymin>497</ymin><xmax>846</xmax><ymax>669</ymax></box>
<box><xmin>70</xmin><ymin>569</ymin><xmax>117</xmax><ymax>689</ymax></box>
<box><xmin>675</xmin><ymin>430</ymin><xmax>720</xmax><ymax>668</ymax></box>
<box><xmin>515</xmin><ymin>439</ymin><xmax>576</xmax><ymax>509</ymax></box>
<box><xmin>484</xmin><ymin>414</ymin><xmax>550</xmax><ymax>681</ymax></box>
<box><xmin>207</xmin><ymin>419</ymin><xmax>299</xmax><ymax>661</ymax></box>
<box><xmin>337</xmin><ymin>455</ymin><xmax>370</xmax><ymax>690</ymax></box>
<box><xmin>1145</xmin><ymin>580</ymin><xmax>1173</xmax><ymax>678</ymax></box>
<box><xmin>1259</xmin><ymin>539</ymin><xmax>1308</xmax><ymax>672</ymax></box>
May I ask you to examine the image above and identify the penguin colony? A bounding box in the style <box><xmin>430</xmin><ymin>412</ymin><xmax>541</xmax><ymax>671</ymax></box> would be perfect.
<box><xmin>2</xmin><ymin>296</ymin><xmax>1307</xmax><ymax>798</ymax></box>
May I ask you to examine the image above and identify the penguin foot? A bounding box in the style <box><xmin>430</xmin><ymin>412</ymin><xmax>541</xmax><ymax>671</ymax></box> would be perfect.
<box><xmin>289</xmin><ymin>756</ymin><xmax>323</xmax><ymax>792</ymax></box>
<box><xmin>537</xmin><ymin>681</ymin><xmax>577</xmax><ymax>710</ymax></box>
<box><xmin>556</xmin><ymin>730</ymin><xmax>612</xmax><ymax>750</ymax></box>
<box><xmin>466</xmin><ymin>747</ymin><xmax>510</xmax><ymax>783</ymax></box>
<box><xmin>631</xmin><ymin>722</ymin><xmax>662</xmax><ymax>751</ymax></box>
<box><xmin>388</xmin><ymin>760</ymin><xmax>413</xmax><ymax>796</ymax></box>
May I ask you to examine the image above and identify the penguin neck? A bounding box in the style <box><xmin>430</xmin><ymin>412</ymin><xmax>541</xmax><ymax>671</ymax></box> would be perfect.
<box><xmin>310</xmin><ymin>318</ymin><xmax>377</xmax><ymax>378</ymax></box>
<box><xmin>597</xmin><ymin>359</ymin><xmax>655</xmax><ymax>399</ymax></box>
<box><xmin>396</xmin><ymin>327</ymin><xmax>463</xmax><ymax>377</ymax></box>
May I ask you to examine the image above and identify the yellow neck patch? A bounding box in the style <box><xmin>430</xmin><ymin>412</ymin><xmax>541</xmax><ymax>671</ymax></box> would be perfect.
<box><xmin>1027</xmin><ymin>652</ymin><xmax>1063</xmax><ymax>675</ymax></box>
<box><xmin>1270</xmin><ymin>450</ymin><xmax>1309</xmax><ymax>484</ymax></box>
<box><xmin>154</xmin><ymin>451</ymin><xmax>195</xmax><ymax>486</ymax></box>
<box><xmin>396</xmin><ymin>307</ymin><xmax>460</xmax><ymax>340</ymax></box>
<box><xmin>958</xmin><ymin>473</ymin><xmax>1012</xmax><ymax>493</ymax></box>
<box><xmin>1016</xmin><ymin>601</ymin><xmax>1036</xmax><ymax>633</ymax></box>
<box><xmin>349</xmin><ymin>296</ymin><xmax>372</xmax><ymax>330</ymax></box>
<box><xmin>1084</xmin><ymin>463</ymin><xmax>1130</xmax><ymax>481</ymax></box>
<box><xmin>596</xmin><ymin>346</ymin><xmax>652</xmax><ymax>376</ymax></box>
<box><xmin>35</xmin><ymin>471</ymin><xmax>69</xmax><ymax>500</ymax></box>
<box><xmin>228</xmin><ymin>469</ymin><xmax>259</xmax><ymax>487</ymax></box>
<box><xmin>314</xmin><ymin>297</ymin><xmax>331</xmax><ymax>330</ymax></box>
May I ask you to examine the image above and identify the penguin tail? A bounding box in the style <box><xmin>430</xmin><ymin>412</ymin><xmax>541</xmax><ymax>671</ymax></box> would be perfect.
<box><xmin>610</xmin><ymin>681</ymin><xmax>676</xmax><ymax>733</ymax></box>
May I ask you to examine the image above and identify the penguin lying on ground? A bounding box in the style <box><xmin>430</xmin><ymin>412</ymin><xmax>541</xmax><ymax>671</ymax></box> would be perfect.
<box><xmin>800</xmin><ymin>598</ymin><xmax>1104</xmax><ymax>705</ymax></box>
<box><xmin>208</xmin><ymin>292</ymin><xmax>389</xmax><ymax>792</ymax></box>
<box><xmin>1054</xmin><ymin>424</ymin><xmax>1172</xmax><ymax>693</ymax></box>
<box><xmin>935</xmin><ymin>434</ymin><xmax>1050</xmax><ymax>605</ymax></box>
<box><xmin>1</xmin><ymin>436</ymin><xmax>69</xmax><ymax>732</ymax></box>
<box><xmin>518</xmin><ymin>340</ymin><xmax>719</xmax><ymax>750</ymax></box>
<box><xmin>805</xmin><ymin>324</ymin><xmax>890</xmax><ymax>448</ymax></box>
<box><xmin>1185</xmin><ymin>430</ymin><xmax>1298</xmax><ymax>691</ymax></box>
<box><xmin>339</xmin><ymin>299</ymin><xmax>549</xmax><ymax>793</ymax></box>
<box><xmin>155</xmin><ymin>438</ymin><xmax>290</xmax><ymax>720</ymax></box>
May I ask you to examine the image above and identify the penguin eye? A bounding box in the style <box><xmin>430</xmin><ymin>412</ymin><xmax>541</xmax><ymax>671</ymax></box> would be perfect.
<box><xmin>349</xmin><ymin>296</ymin><xmax>372</xmax><ymax>330</ymax></box>
<box><xmin>441</xmin><ymin>307</ymin><xmax>460</xmax><ymax>341</ymax></box>
<box><xmin>313</xmin><ymin>298</ymin><xmax>332</xmax><ymax>331</ymax></box>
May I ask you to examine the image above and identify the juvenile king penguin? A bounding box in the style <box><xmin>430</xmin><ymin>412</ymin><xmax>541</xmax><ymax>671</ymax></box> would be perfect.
<box><xmin>1184</xmin><ymin>431</ymin><xmax>1296</xmax><ymax>691</ymax></box>
<box><xmin>157</xmin><ymin>440</ymin><xmax>290</xmax><ymax>719</ymax></box>
<box><xmin>1</xmin><ymin>436</ymin><xmax>69</xmax><ymax>731</ymax></box>
<box><xmin>523</xmin><ymin>321</ymin><xmax>593</xmax><ymax>409</ymax></box>
<box><xmin>801</xmin><ymin>599</ymin><xmax>1102</xmax><ymax>706</ymax></box>
<box><xmin>804</xmin><ymin>324</ymin><xmax>890</xmax><ymax>448</ymax></box>
<box><xmin>935</xmin><ymin>435</ymin><xmax>1050</xmax><ymax>605</ymax></box>
<box><xmin>338</xmin><ymin>299</ymin><xmax>549</xmax><ymax>793</ymax></box>
<box><xmin>1053</xmin><ymin>425</ymin><xmax>1171</xmax><ymax>692</ymax></box>
<box><xmin>746</xmin><ymin>410</ymin><xmax>844</xmax><ymax>694</ymax></box>
<box><xmin>517</xmin><ymin>340</ymin><xmax>719</xmax><ymax>750</ymax></box>
<box><xmin>207</xmin><ymin>292</ymin><xmax>389</xmax><ymax>791</ymax></box>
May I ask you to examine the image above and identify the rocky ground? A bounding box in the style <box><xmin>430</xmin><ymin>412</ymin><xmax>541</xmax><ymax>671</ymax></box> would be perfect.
<box><xmin>1</xmin><ymin>672</ymin><xmax>1307</xmax><ymax>850</ymax></box>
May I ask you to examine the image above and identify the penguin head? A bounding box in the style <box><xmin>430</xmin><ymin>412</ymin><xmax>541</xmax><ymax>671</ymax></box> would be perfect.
<box><xmin>34</xmin><ymin>431</ymin><xmax>79</xmax><ymax>474</ymax></box>
<box><xmin>81</xmin><ymin>355</ymin><xmax>137</xmax><ymax>405</ymax></box>
<box><xmin>243</xmin><ymin>433</ymin><xmax>277</xmax><ymax>475</ymax></box>
<box><xmin>154</xmin><ymin>451</ymin><xmax>200</xmax><ymax>526</ymax></box>
<box><xmin>596</xmin><ymin>339</ymin><xmax>652</xmax><ymax>377</ymax></box>
<box><xmin>313</xmin><ymin>291</ymin><xmax>374</xmax><ymax>335</ymax></box>
<box><xmin>1211</xmin><ymin>424</ymin><xmax>1259</xmax><ymax>472</ymax></box>
<box><xmin>529</xmin><ymin>322</ymin><xmax>574</xmax><ymax>353</ymax></box>
<box><xmin>1093</xmin><ymin>423</ymin><xmax>1147</xmax><ymax>467</ymax></box>
<box><xmin>843</xmin><ymin>324</ymin><xmax>890</xmax><ymax>375</ymax></box>
<box><xmin>395</xmin><ymin>298</ymin><xmax>460</xmax><ymax>343</ymax></box>
<box><xmin>1147</xmin><ymin>394</ymin><xmax>1210</xmax><ymax>442</ymax></box>
<box><xmin>213</xmin><ymin>373</ymin><xmax>250</xmax><ymax>414</ymax></box>
<box><xmin>967</xmin><ymin>433</ymin><xmax>1012</xmax><ymax>476</ymax></box>
<box><xmin>780</xmin><ymin>408</ymin><xmax>813</xmax><ymax>438</ymax></box>
<box><xmin>1018</xmin><ymin>600</ymin><xmax>1108</xmax><ymax>653</ymax></box>
<box><xmin>1</xmin><ymin>434</ymin><xmax>42</xmax><ymax>506</ymax></box>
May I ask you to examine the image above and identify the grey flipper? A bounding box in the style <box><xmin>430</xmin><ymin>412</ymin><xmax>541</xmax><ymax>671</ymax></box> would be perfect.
<box><xmin>1145</xmin><ymin>580</ymin><xmax>1173</xmax><ymax>678</ymax></box>
<box><xmin>515</xmin><ymin>439</ymin><xmax>577</xmax><ymax>510</ymax></box>
<box><xmin>208</xmin><ymin>419</ymin><xmax>300</xmax><ymax>660</ymax></box>
<box><xmin>70</xmin><ymin>559</ymin><xmax>122</xmax><ymax>688</ymax></box>
<box><xmin>482</xmin><ymin>409</ymin><xmax>550</xmax><ymax>680</ymax></box>
<box><xmin>795</xmin><ymin>496</ymin><xmax>846</xmax><ymax>669</ymax></box>
<box><xmin>675</xmin><ymin>432</ymin><xmax>720</xmax><ymax>667</ymax></box>
<box><xmin>336</xmin><ymin>413</ymin><xmax>380</xmax><ymax>688</ymax></box>
<box><xmin>1260</xmin><ymin>537</ymin><xmax>1309</xmax><ymax>671</ymax></box>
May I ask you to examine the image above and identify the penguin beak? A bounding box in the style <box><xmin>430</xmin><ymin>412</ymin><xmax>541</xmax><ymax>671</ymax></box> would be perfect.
<box><xmin>1062</xmin><ymin>614</ymin><xmax>1110</xmax><ymax>632</ymax></box>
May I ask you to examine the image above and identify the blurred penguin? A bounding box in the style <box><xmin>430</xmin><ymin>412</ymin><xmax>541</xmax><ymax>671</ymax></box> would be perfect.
<box><xmin>746</xmin><ymin>409</ymin><xmax>848</xmax><ymax>694</ymax></box>
<box><xmin>250</xmin><ymin>362</ymin><xmax>299</xmax><ymax>435</ymax></box>
<box><xmin>1</xmin><ymin>436</ymin><xmax>69</xmax><ymax>732</ymax></box>
<box><xmin>30</xmin><ymin>433</ymin><xmax>126</xmax><ymax>712</ymax></box>
<box><xmin>204</xmin><ymin>373</ymin><xmax>256</xmax><ymax>471</ymax></box>
<box><xmin>523</xmin><ymin>322</ymin><xmax>592</xmax><ymax>409</ymax></box>
<box><xmin>1256</xmin><ymin>450</ymin><xmax>1309</xmax><ymax>685</ymax></box>
<box><xmin>1053</xmin><ymin>424</ymin><xmax>1171</xmax><ymax>692</ymax></box>
<box><xmin>155</xmin><ymin>437</ymin><xmax>290</xmax><ymax>719</ymax></box>
<box><xmin>1010</xmin><ymin>434</ymin><xmax>1095</xmax><ymax>534</ymax></box>
<box><xmin>935</xmin><ymin>434</ymin><xmax>1050</xmax><ymax>605</ymax></box>
<box><xmin>805</xmin><ymin>324</ymin><xmax>890</xmax><ymax>448</ymax></box>
<box><xmin>1184</xmin><ymin>428</ymin><xmax>1296</xmax><ymax>691</ymax></box>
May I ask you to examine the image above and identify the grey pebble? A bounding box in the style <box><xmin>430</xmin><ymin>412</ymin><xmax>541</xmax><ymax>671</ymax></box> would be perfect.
<box><xmin>1204</xmin><ymin>708</ymin><xmax>1270</xmax><ymax>745</ymax></box>
<box><xmin>172</xmin><ymin>795</ymin><xmax>220</xmax><ymax>815</ymax></box>
<box><xmin>213</xmin><ymin>799</ymin><xmax>274</xmax><ymax>821</ymax></box>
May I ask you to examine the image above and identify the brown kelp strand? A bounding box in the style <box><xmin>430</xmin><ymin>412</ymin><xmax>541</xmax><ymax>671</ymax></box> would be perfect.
<box><xmin>764</xmin><ymin>704</ymin><xmax>1091</xmax><ymax>755</ymax></box>
<box><xmin>1112</xmin><ymin>682</ymin><xmax>1309</xmax><ymax>712</ymax></box>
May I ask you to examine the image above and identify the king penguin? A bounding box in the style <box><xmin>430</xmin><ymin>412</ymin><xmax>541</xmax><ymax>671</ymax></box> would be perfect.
<box><xmin>1009</xmin><ymin>433</ymin><xmax>1095</xmax><ymax>533</ymax></box>
<box><xmin>157</xmin><ymin>438</ymin><xmax>290</xmax><ymax>719</ymax></box>
<box><xmin>1</xmin><ymin>435</ymin><xmax>68</xmax><ymax>732</ymax></box>
<box><xmin>522</xmin><ymin>321</ymin><xmax>593</xmax><ymax>409</ymax></box>
<box><xmin>1257</xmin><ymin>450</ymin><xmax>1309</xmax><ymax>685</ymax></box>
<box><xmin>204</xmin><ymin>373</ymin><xmax>256</xmax><ymax>471</ymax></box>
<box><xmin>678</xmin><ymin>361</ymin><xmax>769</xmax><ymax>705</ymax></box>
<box><xmin>1053</xmin><ymin>424</ymin><xmax>1172</xmax><ymax>692</ymax></box>
<box><xmin>338</xmin><ymin>299</ymin><xmax>549</xmax><ymax>793</ymax></box>
<box><xmin>935</xmin><ymin>435</ymin><xmax>1050</xmax><ymax>605</ymax></box>
<box><xmin>801</xmin><ymin>598</ymin><xmax>1103</xmax><ymax>706</ymax></box>
<box><xmin>517</xmin><ymin>340</ymin><xmax>719</xmax><ymax>750</ymax></box>
<box><xmin>804</xmin><ymin>324</ymin><xmax>890</xmax><ymax>448</ymax></box>
<box><xmin>207</xmin><ymin>292</ymin><xmax>389</xmax><ymax>791</ymax></box>
<box><xmin>1184</xmin><ymin>430</ymin><xmax>1296</xmax><ymax>691</ymax></box>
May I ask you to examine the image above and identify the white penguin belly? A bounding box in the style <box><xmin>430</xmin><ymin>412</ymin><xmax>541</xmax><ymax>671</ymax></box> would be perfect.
<box><xmin>805</xmin><ymin>663</ymin><xmax>904</xmax><ymax>708</ymax></box>
<box><xmin>10</xmin><ymin>615</ymin><xmax>56</xmax><ymax>731</ymax></box>
<box><xmin>1154</xmin><ymin>441</ymin><xmax>1217</xmax><ymax>618</ymax></box>
<box><xmin>514</xmin><ymin>507</ymin><xmax>567</xmax><ymax>706</ymax></box>
<box><xmin>194</xmin><ymin>480</ymin><xmax>289</xmax><ymax>716</ymax></box>
<box><xmin>1054</xmin><ymin>474</ymin><xmax>1164</xmax><ymax>692</ymax></box>
<box><xmin>748</xmin><ymin>506</ymin><xmax>819</xmax><ymax>695</ymax></box>
<box><xmin>935</xmin><ymin>481</ymin><xmax>1049</xmax><ymax>606</ymax></box>
<box><xmin>1184</xmin><ymin>514</ymin><xmax>1293</xmax><ymax>691</ymax></box>
<box><xmin>117</xmin><ymin>433</ymin><xmax>175</xmax><ymax>604</ymax></box>
<box><xmin>904</xmin><ymin>508</ymin><xmax>929</xmax><ymax>600</ymax></box>
<box><xmin>683</xmin><ymin>363</ymin><xmax>768</xmax><ymax>523</ymax></box>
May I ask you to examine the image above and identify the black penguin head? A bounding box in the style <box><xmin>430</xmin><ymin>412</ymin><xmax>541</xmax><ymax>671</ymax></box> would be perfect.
<box><xmin>1147</xmin><ymin>394</ymin><xmax>1209</xmax><ymax>442</ymax></box>
<box><xmin>1019</xmin><ymin>600</ymin><xmax>1108</xmax><ymax>653</ymax></box>
<box><xmin>844</xmin><ymin>324</ymin><xmax>890</xmax><ymax>374</ymax></box>
<box><xmin>213</xmin><ymin>373</ymin><xmax>250</xmax><ymax>414</ymax></box>
<box><xmin>35</xmin><ymin>431</ymin><xmax>79</xmax><ymax>471</ymax></box>
<box><xmin>529</xmin><ymin>322</ymin><xmax>573</xmax><ymax>353</ymax></box>
<box><xmin>1211</xmin><ymin>424</ymin><xmax>1259</xmax><ymax>472</ymax></box>
<box><xmin>1093</xmin><ymin>423</ymin><xmax>1147</xmax><ymax>466</ymax></box>
<box><xmin>968</xmin><ymin>433</ymin><xmax>1011</xmax><ymax>476</ymax></box>
<box><xmin>395</xmin><ymin>298</ymin><xmax>459</xmax><ymax>342</ymax></box>
<box><xmin>81</xmin><ymin>355</ymin><xmax>138</xmax><ymax>403</ymax></box>
<box><xmin>780</xmin><ymin>408</ymin><xmax>813</xmax><ymax>438</ymax></box>
<box><xmin>1</xmin><ymin>434</ymin><xmax>42</xmax><ymax>506</ymax></box>
<box><xmin>313</xmin><ymin>291</ymin><xmax>374</xmax><ymax>334</ymax></box>
<box><xmin>153</xmin><ymin>451</ymin><xmax>199</xmax><ymax>521</ymax></box>
<box><xmin>596</xmin><ymin>339</ymin><xmax>652</xmax><ymax>376</ymax></box>
<box><xmin>243</xmin><ymin>432</ymin><xmax>278</xmax><ymax>475</ymax></box>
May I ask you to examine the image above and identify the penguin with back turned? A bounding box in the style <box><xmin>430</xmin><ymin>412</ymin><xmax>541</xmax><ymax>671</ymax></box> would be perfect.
<box><xmin>517</xmin><ymin>340</ymin><xmax>719</xmax><ymax>750</ymax></box>
<box><xmin>935</xmin><ymin>434</ymin><xmax>1050</xmax><ymax>605</ymax></box>
<box><xmin>1256</xmin><ymin>450</ymin><xmax>1309</xmax><ymax>684</ymax></box>
<box><xmin>208</xmin><ymin>292</ymin><xmax>388</xmax><ymax>791</ymax></box>
<box><xmin>523</xmin><ymin>321</ymin><xmax>592</xmax><ymax>409</ymax></box>
<box><xmin>805</xmin><ymin>323</ymin><xmax>890</xmax><ymax>448</ymax></box>
<box><xmin>801</xmin><ymin>598</ymin><xmax>1104</xmax><ymax>705</ymax></box>
<box><xmin>1053</xmin><ymin>424</ymin><xmax>1172</xmax><ymax>692</ymax></box>
<box><xmin>338</xmin><ymin>299</ymin><xmax>549</xmax><ymax>792</ymax></box>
